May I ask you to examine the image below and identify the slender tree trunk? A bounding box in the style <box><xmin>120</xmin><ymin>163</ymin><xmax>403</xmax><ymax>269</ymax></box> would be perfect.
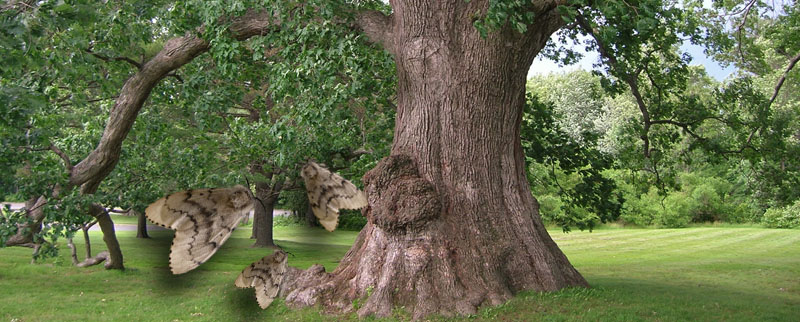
<box><xmin>304</xmin><ymin>198</ymin><xmax>317</xmax><ymax>228</ymax></box>
<box><xmin>250</xmin><ymin>209</ymin><xmax>259</xmax><ymax>239</ymax></box>
<box><xmin>67</xmin><ymin>237</ymin><xmax>79</xmax><ymax>265</ymax></box>
<box><xmin>280</xmin><ymin>1</ymin><xmax>586</xmax><ymax>319</ymax></box>
<box><xmin>83</xmin><ymin>223</ymin><xmax>93</xmax><ymax>259</ymax></box>
<box><xmin>252</xmin><ymin>180</ymin><xmax>282</xmax><ymax>248</ymax></box>
<box><xmin>89</xmin><ymin>204</ymin><xmax>124</xmax><ymax>269</ymax></box>
<box><xmin>136</xmin><ymin>210</ymin><xmax>149</xmax><ymax>239</ymax></box>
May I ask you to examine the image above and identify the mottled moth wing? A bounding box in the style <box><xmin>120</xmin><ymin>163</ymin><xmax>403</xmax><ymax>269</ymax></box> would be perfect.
<box><xmin>235</xmin><ymin>250</ymin><xmax>289</xmax><ymax>309</ymax></box>
<box><xmin>301</xmin><ymin>162</ymin><xmax>368</xmax><ymax>232</ymax></box>
<box><xmin>145</xmin><ymin>185</ymin><xmax>254</xmax><ymax>274</ymax></box>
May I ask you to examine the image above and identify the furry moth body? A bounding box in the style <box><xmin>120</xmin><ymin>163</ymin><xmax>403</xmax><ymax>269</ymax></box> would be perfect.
<box><xmin>235</xmin><ymin>250</ymin><xmax>288</xmax><ymax>309</ymax></box>
<box><xmin>145</xmin><ymin>185</ymin><xmax>254</xmax><ymax>274</ymax></box>
<box><xmin>301</xmin><ymin>161</ymin><xmax>368</xmax><ymax>232</ymax></box>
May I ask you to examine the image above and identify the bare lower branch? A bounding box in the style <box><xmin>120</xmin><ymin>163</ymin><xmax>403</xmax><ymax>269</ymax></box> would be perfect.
<box><xmin>734</xmin><ymin>0</ymin><xmax>758</xmax><ymax>66</ymax></box>
<box><xmin>76</xmin><ymin>251</ymin><xmax>110</xmax><ymax>267</ymax></box>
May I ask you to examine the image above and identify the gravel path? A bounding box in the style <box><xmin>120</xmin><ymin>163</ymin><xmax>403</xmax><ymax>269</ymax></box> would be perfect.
<box><xmin>2</xmin><ymin>203</ymin><xmax>291</xmax><ymax>232</ymax></box>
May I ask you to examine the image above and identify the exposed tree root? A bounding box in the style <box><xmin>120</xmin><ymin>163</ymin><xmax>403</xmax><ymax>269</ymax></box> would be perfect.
<box><xmin>76</xmin><ymin>251</ymin><xmax>110</xmax><ymax>268</ymax></box>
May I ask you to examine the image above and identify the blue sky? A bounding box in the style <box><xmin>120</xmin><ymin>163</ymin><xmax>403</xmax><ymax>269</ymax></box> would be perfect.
<box><xmin>528</xmin><ymin>39</ymin><xmax>738</xmax><ymax>81</ymax></box>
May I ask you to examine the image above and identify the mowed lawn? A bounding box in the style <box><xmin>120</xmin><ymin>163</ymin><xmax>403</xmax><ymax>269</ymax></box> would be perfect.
<box><xmin>0</xmin><ymin>225</ymin><xmax>798</xmax><ymax>321</ymax></box>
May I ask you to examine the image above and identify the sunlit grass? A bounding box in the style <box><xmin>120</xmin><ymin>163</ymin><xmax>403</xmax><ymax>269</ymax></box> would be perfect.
<box><xmin>1</xmin><ymin>226</ymin><xmax>798</xmax><ymax>321</ymax></box>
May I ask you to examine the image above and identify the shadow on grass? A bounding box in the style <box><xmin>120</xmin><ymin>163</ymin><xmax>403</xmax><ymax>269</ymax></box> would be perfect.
<box><xmin>136</xmin><ymin>231</ymin><xmax>210</xmax><ymax>294</ymax></box>
<box><xmin>226</xmin><ymin>285</ymin><xmax>267</xmax><ymax>319</ymax></box>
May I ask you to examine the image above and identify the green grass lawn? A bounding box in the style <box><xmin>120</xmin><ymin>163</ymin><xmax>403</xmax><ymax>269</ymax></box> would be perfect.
<box><xmin>1</xmin><ymin>225</ymin><xmax>798</xmax><ymax>321</ymax></box>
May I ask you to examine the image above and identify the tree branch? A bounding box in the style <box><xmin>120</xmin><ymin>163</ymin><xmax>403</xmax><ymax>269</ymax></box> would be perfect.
<box><xmin>354</xmin><ymin>10</ymin><xmax>393</xmax><ymax>51</ymax></box>
<box><xmin>221</xmin><ymin>112</ymin><xmax>252</xmax><ymax>118</ymax></box>
<box><xmin>49</xmin><ymin>144</ymin><xmax>73</xmax><ymax>174</ymax></box>
<box><xmin>575</xmin><ymin>14</ymin><xmax>653</xmax><ymax>158</ymax></box>
<box><xmin>86</xmin><ymin>47</ymin><xmax>143</xmax><ymax>70</ymax></box>
<box><xmin>769</xmin><ymin>50</ymin><xmax>800</xmax><ymax>106</ymax></box>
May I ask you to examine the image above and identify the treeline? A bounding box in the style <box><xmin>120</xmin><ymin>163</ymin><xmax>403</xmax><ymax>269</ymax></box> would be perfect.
<box><xmin>525</xmin><ymin>69</ymin><xmax>799</xmax><ymax>229</ymax></box>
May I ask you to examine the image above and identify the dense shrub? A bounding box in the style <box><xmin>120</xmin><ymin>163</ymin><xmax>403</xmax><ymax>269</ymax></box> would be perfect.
<box><xmin>724</xmin><ymin>202</ymin><xmax>761</xmax><ymax>223</ymax></box>
<box><xmin>618</xmin><ymin>187</ymin><xmax>697</xmax><ymax>228</ymax></box>
<box><xmin>620</xmin><ymin>187</ymin><xmax>661</xmax><ymax>226</ymax></box>
<box><xmin>689</xmin><ymin>183</ymin><xmax>723</xmax><ymax>222</ymax></box>
<box><xmin>659</xmin><ymin>192</ymin><xmax>694</xmax><ymax>228</ymax></box>
<box><xmin>762</xmin><ymin>201</ymin><xmax>800</xmax><ymax>228</ymax></box>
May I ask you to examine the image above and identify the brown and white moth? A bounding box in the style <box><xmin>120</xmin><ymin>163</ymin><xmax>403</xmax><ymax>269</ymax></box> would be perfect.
<box><xmin>145</xmin><ymin>162</ymin><xmax>367</xmax><ymax>277</ymax></box>
<box><xmin>301</xmin><ymin>161</ymin><xmax>368</xmax><ymax>232</ymax></box>
<box><xmin>235</xmin><ymin>250</ymin><xmax>288</xmax><ymax>309</ymax></box>
<box><xmin>145</xmin><ymin>185</ymin><xmax>254</xmax><ymax>274</ymax></box>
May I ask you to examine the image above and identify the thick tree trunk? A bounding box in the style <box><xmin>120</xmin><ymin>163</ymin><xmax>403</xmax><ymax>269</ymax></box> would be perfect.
<box><xmin>281</xmin><ymin>1</ymin><xmax>586</xmax><ymax>319</ymax></box>
<box><xmin>136</xmin><ymin>210</ymin><xmax>149</xmax><ymax>239</ymax></box>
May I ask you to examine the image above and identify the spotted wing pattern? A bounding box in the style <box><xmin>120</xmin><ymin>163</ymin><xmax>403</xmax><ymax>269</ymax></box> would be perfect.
<box><xmin>145</xmin><ymin>185</ymin><xmax>254</xmax><ymax>274</ymax></box>
<box><xmin>235</xmin><ymin>250</ymin><xmax>289</xmax><ymax>309</ymax></box>
<box><xmin>301</xmin><ymin>162</ymin><xmax>368</xmax><ymax>232</ymax></box>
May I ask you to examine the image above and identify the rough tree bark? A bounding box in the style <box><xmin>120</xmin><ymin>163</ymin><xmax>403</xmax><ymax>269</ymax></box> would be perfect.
<box><xmin>278</xmin><ymin>1</ymin><xmax>588</xmax><ymax>319</ymax></box>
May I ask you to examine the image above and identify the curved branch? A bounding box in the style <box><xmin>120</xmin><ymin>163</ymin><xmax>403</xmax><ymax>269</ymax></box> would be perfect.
<box><xmin>49</xmin><ymin>144</ymin><xmax>73</xmax><ymax>174</ymax></box>
<box><xmin>649</xmin><ymin>119</ymin><xmax>704</xmax><ymax>140</ymax></box>
<box><xmin>71</xmin><ymin>34</ymin><xmax>210</xmax><ymax>192</ymax></box>
<box><xmin>769</xmin><ymin>50</ymin><xmax>800</xmax><ymax>106</ymax></box>
<box><xmin>70</xmin><ymin>10</ymin><xmax>281</xmax><ymax>192</ymax></box>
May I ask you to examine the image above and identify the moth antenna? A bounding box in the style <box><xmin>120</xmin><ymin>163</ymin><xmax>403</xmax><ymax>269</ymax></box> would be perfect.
<box><xmin>280</xmin><ymin>248</ymin><xmax>295</xmax><ymax>257</ymax></box>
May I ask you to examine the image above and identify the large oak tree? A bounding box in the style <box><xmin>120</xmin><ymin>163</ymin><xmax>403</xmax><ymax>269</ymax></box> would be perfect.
<box><xmin>8</xmin><ymin>0</ymin><xmax>792</xmax><ymax>319</ymax></box>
